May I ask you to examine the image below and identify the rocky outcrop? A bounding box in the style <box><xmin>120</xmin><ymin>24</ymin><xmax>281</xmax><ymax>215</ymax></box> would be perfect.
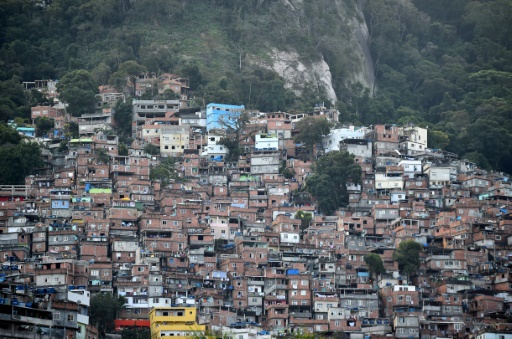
<box><xmin>253</xmin><ymin>0</ymin><xmax>375</xmax><ymax>103</ymax></box>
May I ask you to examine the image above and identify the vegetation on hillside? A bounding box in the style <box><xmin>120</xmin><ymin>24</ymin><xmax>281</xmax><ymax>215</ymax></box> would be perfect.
<box><xmin>305</xmin><ymin>151</ymin><xmax>362</xmax><ymax>215</ymax></box>
<box><xmin>0</xmin><ymin>123</ymin><xmax>43</xmax><ymax>185</ymax></box>
<box><xmin>0</xmin><ymin>0</ymin><xmax>511</xmax><ymax>172</ymax></box>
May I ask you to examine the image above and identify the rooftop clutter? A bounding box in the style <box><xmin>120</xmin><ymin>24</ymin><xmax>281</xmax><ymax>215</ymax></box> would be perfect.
<box><xmin>1</xmin><ymin>99</ymin><xmax>511</xmax><ymax>339</ymax></box>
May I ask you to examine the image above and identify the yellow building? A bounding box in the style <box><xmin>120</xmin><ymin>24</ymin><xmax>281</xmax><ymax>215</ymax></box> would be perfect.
<box><xmin>149</xmin><ymin>307</ymin><xmax>206</xmax><ymax>339</ymax></box>
<box><xmin>160</xmin><ymin>125</ymin><xmax>190</xmax><ymax>156</ymax></box>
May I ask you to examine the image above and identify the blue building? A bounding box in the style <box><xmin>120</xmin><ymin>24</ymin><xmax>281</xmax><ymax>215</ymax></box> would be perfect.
<box><xmin>16</xmin><ymin>127</ymin><xmax>35</xmax><ymax>137</ymax></box>
<box><xmin>206</xmin><ymin>103</ymin><xmax>245</xmax><ymax>131</ymax></box>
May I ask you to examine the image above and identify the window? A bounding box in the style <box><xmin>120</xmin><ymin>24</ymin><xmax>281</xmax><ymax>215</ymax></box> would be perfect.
<box><xmin>68</xmin><ymin>314</ymin><xmax>74</xmax><ymax>322</ymax></box>
<box><xmin>301</xmin><ymin>290</ymin><xmax>307</xmax><ymax>296</ymax></box>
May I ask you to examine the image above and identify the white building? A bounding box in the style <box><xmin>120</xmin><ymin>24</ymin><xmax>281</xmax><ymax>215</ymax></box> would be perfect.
<box><xmin>399</xmin><ymin>126</ymin><xmax>428</xmax><ymax>155</ymax></box>
<box><xmin>202</xmin><ymin>144</ymin><xmax>229</xmax><ymax>161</ymax></box>
<box><xmin>280</xmin><ymin>232</ymin><xmax>300</xmax><ymax>244</ymax></box>
<box><xmin>323</xmin><ymin>126</ymin><xmax>367</xmax><ymax>153</ymax></box>
<box><xmin>398</xmin><ymin>159</ymin><xmax>422</xmax><ymax>179</ymax></box>
<box><xmin>375</xmin><ymin>173</ymin><xmax>404</xmax><ymax>190</ymax></box>
<box><xmin>255</xmin><ymin>133</ymin><xmax>278</xmax><ymax>150</ymax></box>
<box><xmin>423</xmin><ymin>164</ymin><xmax>451</xmax><ymax>188</ymax></box>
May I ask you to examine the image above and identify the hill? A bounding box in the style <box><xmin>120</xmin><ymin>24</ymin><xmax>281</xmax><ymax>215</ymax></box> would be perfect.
<box><xmin>0</xmin><ymin>0</ymin><xmax>511</xmax><ymax>172</ymax></box>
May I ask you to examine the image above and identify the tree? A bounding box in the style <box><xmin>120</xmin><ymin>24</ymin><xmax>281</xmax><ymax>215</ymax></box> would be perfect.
<box><xmin>217</xmin><ymin>111</ymin><xmax>255</xmax><ymax>161</ymax></box>
<box><xmin>463</xmin><ymin>151</ymin><xmax>491</xmax><ymax>171</ymax></box>
<box><xmin>306</xmin><ymin>151</ymin><xmax>361</xmax><ymax>215</ymax></box>
<box><xmin>118</xmin><ymin>142</ymin><xmax>128</xmax><ymax>156</ymax></box>
<box><xmin>66</xmin><ymin>122</ymin><xmax>79</xmax><ymax>139</ymax></box>
<box><xmin>281</xmin><ymin>167</ymin><xmax>295</xmax><ymax>179</ymax></box>
<box><xmin>89</xmin><ymin>294</ymin><xmax>126</xmax><ymax>337</ymax></box>
<box><xmin>120</xmin><ymin>328</ymin><xmax>150</xmax><ymax>339</ymax></box>
<box><xmin>427</xmin><ymin>129</ymin><xmax>450</xmax><ymax>149</ymax></box>
<box><xmin>0</xmin><ymin>142</ymin><xmax>43</xmax><ymax>185</ymax></box>
<box><xmin>57</xmin><ymin>70</ymin><xmax>98</xmax><ymax>116</ymax></box>
<box><xmin>114</xmin><ymin>99</ymin><xmax>133</xmax><ymax>138</ymax></box>
<box><xmin>295</xmin><ymin>210</ymin><xmax>313</xmax><ymax>231</ymax></box>
<box><xmin>0</xmin><ymin>123</ymin><xmax>21</xmax><ymax>144</ymax></box>
<box><xmin>364</xmin><ymin>253</ymin><xmax>385</xmax><ymax>280</ymax></box>
<box><xmin>150</xmin><ymin>157</ymin><xmax>184</xmax><ymax>187</ymax></box>
<box><xmin>95</xmin><ymin>148</ymin><xmax>110</xmax><ymax>164</ymax></box>
<box><xmin>144</xmin><ymin>143</ymin><xmax>160</xmax><ymax>156</ymax></box>
<box><xmin>35</xmin><ymin>117</ymin><xmax>54</xmax><ymax>137</ymax></box>
<box><xmin>180</xmin><ymin>63</ymin><xmax>204</xmax><ymax>91</ymax></box>
<box><xmin>393</xmin><ymin>240</ymin><xmax>422</xmax><ymax>278</ymax></box>
<box><xmin>91</xmin><ymin>62</ymin><xmax>112</xmax><ymax>86</ymax></box>
<box><xmin>108</xmin><ymin>61</ymin><xmax>146</xmax><ymax>95</ymax></box>
<box><xmin>294</xmin><ymin>117</ymin><xmax>332</xmax><ymax>160</ymax></box>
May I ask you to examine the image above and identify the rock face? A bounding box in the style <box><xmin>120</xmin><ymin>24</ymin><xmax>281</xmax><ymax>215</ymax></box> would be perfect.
<box><xmin>263</xmin><ymin>49</ymin><xmax>338</xmax><ymax>103</ymax></box>
<box><xmin>254</xmin><ymin>0</ymin><xmax>375</xmax><ymax>103</ymax></box>
<box><xmin>350</xmin><ymin>2</ymin><xmax>376</xmax><ymax>95</ymax></box>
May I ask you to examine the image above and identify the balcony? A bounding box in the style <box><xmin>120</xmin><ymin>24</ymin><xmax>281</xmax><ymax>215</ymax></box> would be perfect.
<box><xmin>67</xmin><ymin>290</ymin><xmax>90</xmax><ymax>307</ymax></box>
<box><xmin>189</xmin><ymin>240</ymin><xmax>214</xmax><ymax>247</ymax></box>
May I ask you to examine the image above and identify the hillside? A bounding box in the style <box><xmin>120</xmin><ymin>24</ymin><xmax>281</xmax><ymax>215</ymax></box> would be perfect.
<box><xmin>1</xmin><ymin>0</ymin><xmax>512</xmax><ymax>172</ymax></box>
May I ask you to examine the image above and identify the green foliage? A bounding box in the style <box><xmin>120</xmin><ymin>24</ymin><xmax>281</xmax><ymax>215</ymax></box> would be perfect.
<box><xmin>295</xmin><ymin>210</ymin><xmax>313</xmax><ymax>231</ymax></box>
<box><xmin>281</xmin><ymin>167</ymin><xmax>295</xmax><ymax>179</ymax></box>
<box><xmin>35</xmin><ymin>117</ymin><xmax>54</xmax><ymax>137</ymax></box>
<box><xmin>427</xmin><ymin>129</ymin><xmax>450</xmax><ymax>149</ymax></box>
<box><xmin>89</xmin><ymin>294</ymin><xmax>126</xmax><ymax>336</ymax></box>
<box><xmin>393</xmin><ymin>240</ymin><xmax>423</xmax><ymax>277</ymax></box>
<box><xmin>120</xmin><ymin>328</ymin><xmax>150</xmax><ymax>339</ymax></box>
<box><xmin>1</xmin><ymin>0</ymin><xmax>512</xmax><ymax>172</ymax></box>
<box><xmin>0</xmin><ymin>77</ymin><xmax>28</xmax><ymax>122</ymax></box>
<box><xmin>294</xmin><ymin>117</ymin><xmax>333</xmax><ymax>160</ymax></box>
<box><xmin>58</xmin><ymin>140</ymin><xmax>68</xmax><ymax>153</ymax></box>
<box><xmin>118</xmin><ymin>142</ymin><xmax>128</xmax><ymax>156</ymax></box>
<box><xmin>362</xmin><ymin>0</ymin><xmax>512</xmax><ymax>173</ymax></box>
<box><xmin>364</xmin><ymin>253</ymin><xmax>385</xmax><ymax>279</ymax></box>
<box><xmin>0</xmin><ymin>123</ymin><xmax>21</xmax><ymax>144</ymax></box>
<box><xmin>57</xmin><ymin>69</ymin><xmax>98</xmax><ymax>116</ymax></box>
<box><xmin>306</xmin><ymin>151</ymin><xmax>361</xmax><ymax>215</ymax></box>
<box><xmin>0</xmin><ymin>141</ymin><xmax>43</xmax><ymax>185</ymax></box>
<box><xmin>218</xmin><ymin>137</ymin><xmax>240</xmax><ymax>162</ymax></box>
<box><xmin>144</xmin><ymin>143</ymin><xmax>160</xmax><ymax>156</ymax></box>
<box><xmin>94</xmin><ymin>148</ymin><xmax>110</xmax><ymax>164</ymax></box>
<box><xmin>114</xmin><ymin>99</ymin><xmax>133</xmax><ymax>139</ymax></box>
<box><xmin>463</xmin><ymin>151</ymin><xmax>491</xmax><ymax>171</ymax></box>
<box><xmin>216</xmin><ymin>111</ymin><xmax>253</xmax><ymax>161</ymax></box>
<box><xmin>150</xmin><ymin>157</ymin><xmax>184</xmax><ymax>187</ymax></box>
<box><xmin>66</xmin><ymin>122</ymin><xmax>79</xmax><ymax>139</ymax></box>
